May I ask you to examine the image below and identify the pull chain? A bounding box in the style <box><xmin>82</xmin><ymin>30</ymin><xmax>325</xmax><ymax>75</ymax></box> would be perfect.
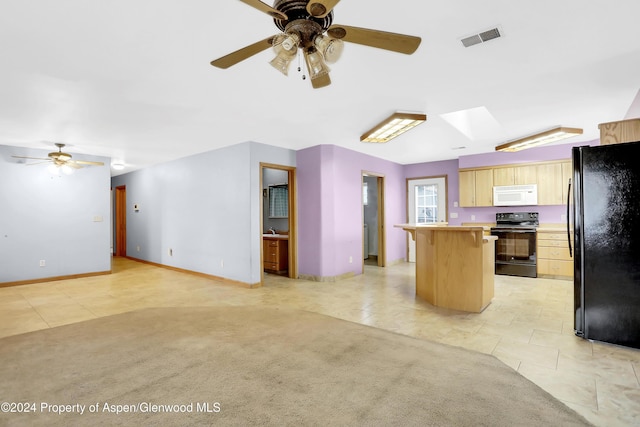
<box><xmin>298</xmin><ymin>51</ymin><xmax>306</xmax><ymax>80</ymax></box>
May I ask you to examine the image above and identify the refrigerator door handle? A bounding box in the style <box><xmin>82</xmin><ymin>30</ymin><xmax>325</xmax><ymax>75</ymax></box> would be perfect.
<box><xmin>567</xmin><ymin>178</ymin><xmax>572</xmax><ymax>257</ymax></box>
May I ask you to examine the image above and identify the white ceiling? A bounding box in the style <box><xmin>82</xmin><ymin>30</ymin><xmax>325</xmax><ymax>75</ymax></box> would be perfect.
<box><xmin>1</xmin><ymin>0</ymin><xmax>639</xmax><ymax>176</ymax></box>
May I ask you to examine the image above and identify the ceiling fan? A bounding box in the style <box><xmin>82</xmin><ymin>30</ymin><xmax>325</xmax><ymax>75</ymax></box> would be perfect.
<box><xmin>210</xmin><ymin>0</ymin><xmax>422</xmax><ymax>88</ymax></box>
<box><xmin>12</xmin><ymin>143</ymin><xmax>104</xmax><ymax>172</ymax></box>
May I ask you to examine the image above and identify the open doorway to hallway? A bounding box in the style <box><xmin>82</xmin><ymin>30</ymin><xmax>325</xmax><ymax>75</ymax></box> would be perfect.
<box><xmin>362</xmin><ymin>172</ymin><xmax>385</xmax><ymax>268</ymax></box>
<box><xmin>260</xmin><ymin>163</ymin><xmax>298</xmax><ymax>282</ymax></box>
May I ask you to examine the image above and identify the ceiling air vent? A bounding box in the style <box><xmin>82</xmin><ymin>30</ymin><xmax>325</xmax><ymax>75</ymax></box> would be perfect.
<box><xmin>460</xmin><ymin>27</ymin><xmax>502</xmax><ymax>48</ymax></box>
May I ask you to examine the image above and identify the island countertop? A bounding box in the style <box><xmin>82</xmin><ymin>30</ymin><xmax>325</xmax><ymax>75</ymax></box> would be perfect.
<box><xmin>394</xmin><ymin>223</ymin><xmax>492</xmax><ymax>241</ymax></box>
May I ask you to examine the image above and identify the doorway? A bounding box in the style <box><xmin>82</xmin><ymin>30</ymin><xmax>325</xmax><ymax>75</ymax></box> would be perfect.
<box><xmin>407</xmin><ymin>176</ymin><xmax>447</xmax><ymax>262</ymax></box>
<box><xmin>115</xmin><ymin>185</ymin><xmax>127</xmax><ymax>257</ymax></box>
<box><xmin>260</xmin><ymin>163</ymin><xmax>297</xmax><ymax>281</ymax></box>
<box><xmin>362</xmin><ymin>172</ymin><xmax>385</xmax><ymax>267</ymax></box>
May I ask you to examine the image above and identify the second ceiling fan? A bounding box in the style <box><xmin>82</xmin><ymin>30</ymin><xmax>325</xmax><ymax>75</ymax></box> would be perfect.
<box><xmin>210</xmin><ymin>0</ymin><xmax>422</xmax><ymax>88</ymax></box>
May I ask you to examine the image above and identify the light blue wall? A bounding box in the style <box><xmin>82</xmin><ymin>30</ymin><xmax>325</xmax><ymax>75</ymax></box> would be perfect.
<box><xmin>111</xmin><ymin>142</ymin><xmax>295</xmax><ymax>285</ymax></box>
<box><xmin>0</xmin><ymin>144</ymin><xmax>111</xmax><ymax>283</ymax></box>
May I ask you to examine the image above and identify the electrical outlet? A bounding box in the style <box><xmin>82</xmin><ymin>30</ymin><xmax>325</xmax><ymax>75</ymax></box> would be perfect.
<box><xmin>561</xmin><ymin>214</ymin><xmax>567</xmax><ymax>221</ymax></box>
<box><xmin>349</xmin><ymin>256</ymin><xmax>353</xmax><ymax>264</ymax></box>
<box><xmin>39</xmin><ymin>260</ymin><xmax>45</xmax><ymax>267</ymax></box>
<box><xmin>221</xmin><ymin>260</ymin><xmax>224</xmax><ymax>268</ymax></box>
<box><xmin>450</xmin><ymin>212</ymin><xmax>459</xmax><ymax>219</ymax></box>
<box><xmin>136</xmin><ymin>246</ymin><xmax>140</xmax><ymax>252</ymax></box>
<box><xmin>471</xmin><ymin>215</ymin><xmax>476</xmax><ymax>221</ymax></box>
<box><xmin>454</xmin><ymin>201</ymin><xmax>459</xmax><ymax>207</ymax></box>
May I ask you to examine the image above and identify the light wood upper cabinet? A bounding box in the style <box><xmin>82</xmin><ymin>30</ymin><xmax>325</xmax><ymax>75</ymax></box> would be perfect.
<box><xmin>460</xmin><ymin>159</ymin><xmax>571</xmax><ymax>207</ymax></box>
<box><xmin>599</xmin><ymin>118</ymin><xmax>640</xmax><ymax>145</ymax></box>
<box><xmin>459</xmin><ymin>170</ymin><xmax>475</xmax><ymax>207</ymax></box>
<box><xmin>493</xmin><ymin>167</ymin><xmax>514</xmax><ymax>186</ymax></box>
<box><xmin>492</xmin><ymin>165</ymin><xmax>536</xmax><ymax>186</ymax></box>
<box><xmin>475</xmin><ymin>169</ymin><xmax>493</xmax><ymax>206</ymax></box>
<box><xmin>514</xmin><ymin>165</ymin><xmax>537</xmax><ymax>185</ymax></box>
<box><xmin>536</xmin><ymin>163</ymin><xmax>563</xmax><ymax>205</ymax></box>
<box><xmin>459</xmin><ymin>169</ymin><xmax>493</xmax><ymax>207</ymax></box>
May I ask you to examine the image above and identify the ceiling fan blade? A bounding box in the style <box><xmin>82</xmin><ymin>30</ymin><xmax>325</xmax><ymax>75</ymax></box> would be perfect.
<box><xmin>307</xmin><ymin>0</ymin><xmax>340</xmax><ymax>18</ymax></box>
<box><xmin>311</xmin><ymin>73</ymin><xmax>332</xmax><ymax>89</ymax></box>
<box><xmin>211</xmin><ymin>36</ymin><xmax>276</xmax><ymax>69</ymax></box>
<box><xmin>238</xmin><ymin>0</ymin><xmax>287</xmax><ymax>20</ymax></box>
<box><xmin>66</xmin><ymin>162</ymin><xmax>84</xmax><ymax>169</ymax></box>
<box><xmin>25</xmin><ymin>161</ymin><xmax>53</xmax><ymax>166</ymax></box>
<box><xmin>327</xmin><ymin>25</ymin><xmax>421</xmax><ymax>54</ymax></box>
<box><xmin>73</xmin><ymin>160</ymin><xmax>104</xmax><ymax>166</ymax></box>
<box><xmin>11</xmin><ymin>155</ymin><xmax>50</xmax><ymax>161</ymax></box>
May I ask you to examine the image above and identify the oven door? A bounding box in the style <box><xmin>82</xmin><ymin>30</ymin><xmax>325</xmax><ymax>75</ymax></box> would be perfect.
<box><xmin>491</xmin><ymin>228</ymin><xmax>537</xmax><ymax>278</ymax></box>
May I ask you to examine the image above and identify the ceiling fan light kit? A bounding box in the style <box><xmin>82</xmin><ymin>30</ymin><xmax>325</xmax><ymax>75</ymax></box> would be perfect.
<box><xmin>361</xmin><ymin>112</ymin><xmax>427</xmax><ymax>143</ymax></box>
<box><xmin>211</xmin><ymin>0</ymin><xmax>421</xmax><ymax>88</ymax></box>
<box><xmin>269</xmin><ymin>34</ymin><xmax>299</xmax><ymax>75</ymax></box>
<box><xmin>495</xmin><ymin>126</ymin><xmax>583</xmax><ymax>152</ymax></box>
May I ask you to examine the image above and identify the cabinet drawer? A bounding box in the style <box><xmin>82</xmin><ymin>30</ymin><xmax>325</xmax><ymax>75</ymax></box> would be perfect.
<box><xmin>264</xmin><ymin>250</ymin><xmax>279</xmax><ymax>263</ymax></box>
<box><xmin>538</xmin><ymin>259</ymin><xmax>573</xmax><ymax>277</ymax></box>
<box><xmin>538</xmin><ymin>233</ymin><xmax>566</xmax><ymax>240</ymax></box>
<box><xmin>538</xmin><ymin>239</ymin><xmax>569</xmax><ymax>248</ymax></box>
<box><xmin>266</xmin><ymin>240</ymin><xmax>279</xmax><ymax>247</ymax></box>
<box><xmin>263</xmin><ymin>262</ymin><xmax>279</xmax><ymax>271</ymax></box>
<box><xmin>538</xmin><ymin>246</ymin><xmax>572</xmax><ymax>261</ymax></box>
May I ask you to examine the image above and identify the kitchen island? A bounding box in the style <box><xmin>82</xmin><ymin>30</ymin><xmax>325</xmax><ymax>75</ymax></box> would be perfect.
<box><xmin>395</xmin><ymin>224</ymin><xmax>497</xmax><ymax>313</ymax></box>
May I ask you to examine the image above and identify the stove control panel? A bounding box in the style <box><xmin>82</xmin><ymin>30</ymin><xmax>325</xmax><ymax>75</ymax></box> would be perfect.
<box><xmin>496</xmin><ymin>212</ymin><xmax>538</xmax><ymax>221</ymax></box>
<box><xmin>495</xmin><ymin>212</ymin><xmax>539</xmax><ymax>227</ymax></box>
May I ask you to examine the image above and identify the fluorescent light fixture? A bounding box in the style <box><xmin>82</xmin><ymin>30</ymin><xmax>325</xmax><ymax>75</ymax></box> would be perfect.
<box><xmin>495</xmin><ymin>127</ymin><xmax>583</xmax><ymax>152</ymax></box>
<box><xmin>361</xmin><ymin>112</ymin><xmax>427</xmax><ymax>143</ymax></box>
<box><xmin>111</xmin><ymin>163</ymin><xmax>125</xmax><ymax>170</ymax></box>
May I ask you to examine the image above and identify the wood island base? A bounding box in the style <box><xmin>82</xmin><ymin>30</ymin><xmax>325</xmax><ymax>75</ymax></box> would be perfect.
<box><xmin>396</xmin><ymin>225</ymin><xmax>497</xmax><ymax>313</ymax></box>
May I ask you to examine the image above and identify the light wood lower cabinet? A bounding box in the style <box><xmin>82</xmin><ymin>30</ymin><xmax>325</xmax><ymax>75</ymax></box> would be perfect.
<box><xmin>537</xmin><ymin>231</ymin><xmax>573</xmax><ymax>278</ymax></box>
<box><xmin>413</xmin><ymin>226</ymin><xmax>495</xmax><ymax>313</ymax></box>
<box><xmin>263</xmin><ymin>238</ymin><xmax>288</xmax><ymax>275</ymax></box>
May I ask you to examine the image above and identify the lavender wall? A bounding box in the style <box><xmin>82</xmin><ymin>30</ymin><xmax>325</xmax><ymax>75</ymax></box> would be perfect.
<box><xmin>297</xmin><ymin>145</ymin><xmax>406</xmax><ymax>279</ymax></box>
<box><xmin>403</xmin><ymin>159</ymin><xmax>460</xmax><ymax>223</ymax></box>
<box><xmin>458</xmin><ymin>140</ymin><xmax>593</xmax><ymax>169</ymax></box>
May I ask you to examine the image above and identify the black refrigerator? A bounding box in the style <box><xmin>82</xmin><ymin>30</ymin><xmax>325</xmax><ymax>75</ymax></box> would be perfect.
<box><xmin>572</xmin><ymin>141</ymin><xmax>640</xmax><ymax>349</ymax></box>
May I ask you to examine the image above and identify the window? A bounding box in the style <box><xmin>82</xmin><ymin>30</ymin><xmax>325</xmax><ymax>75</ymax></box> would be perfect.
<box><xmin>363</xmin><ymin>182</ymin><xmax>368</xmax><ymax>206</ymax></box>
<box><xmin>415</xmin><ymin>184</ymin><xmax>438</xmax><ymax>223</ymax></box>
<box><xmin>269</xmin><ymin>185</ymin><xmax>288</xmax><ymax>218</ymax></box>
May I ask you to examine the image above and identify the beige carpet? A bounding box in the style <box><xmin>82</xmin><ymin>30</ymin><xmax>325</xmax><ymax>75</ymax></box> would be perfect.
<box><xmin>0</xmin><ymin>306</ymin><xmax>591</xmax><ymax>426</ymax></box>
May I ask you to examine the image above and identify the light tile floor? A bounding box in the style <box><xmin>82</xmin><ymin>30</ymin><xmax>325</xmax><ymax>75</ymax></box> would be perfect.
<box><xmin>1</xmin><ymin>257</ymin><xmax>638</xmax><ymax>426</ymax></box>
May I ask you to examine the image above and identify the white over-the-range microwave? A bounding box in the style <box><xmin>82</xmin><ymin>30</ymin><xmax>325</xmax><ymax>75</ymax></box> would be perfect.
<box><xmin>493</xmin><ymin>184</ymin><xmax>538</xmax><ymax>206</ymax></box>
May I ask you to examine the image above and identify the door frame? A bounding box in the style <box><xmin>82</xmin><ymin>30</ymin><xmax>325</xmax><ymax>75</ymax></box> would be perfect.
<box><xmin>260</xmin><ymin>163</ymin><xmax>298</xmax><ymax>281</ymax></box>
<box><xmin>362</xmin><ymin>171</ymin><xmax>386</xmax><ymax>267</ymax></box>
<box><xmin>405</xmin><ymin>175</ymin><xmax>448</xmax><ymax>261</ymax></box>
<box><xmin>115</xmin><ymin>185</ymin><xmax>127</xmax><ymax>257</ymax></box>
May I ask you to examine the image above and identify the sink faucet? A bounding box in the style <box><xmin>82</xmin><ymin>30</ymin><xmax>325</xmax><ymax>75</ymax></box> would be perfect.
<box><xmin>269</xmin><ymin>227</ymin><xmax>276</xmax><ymax>235</ymax></box>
